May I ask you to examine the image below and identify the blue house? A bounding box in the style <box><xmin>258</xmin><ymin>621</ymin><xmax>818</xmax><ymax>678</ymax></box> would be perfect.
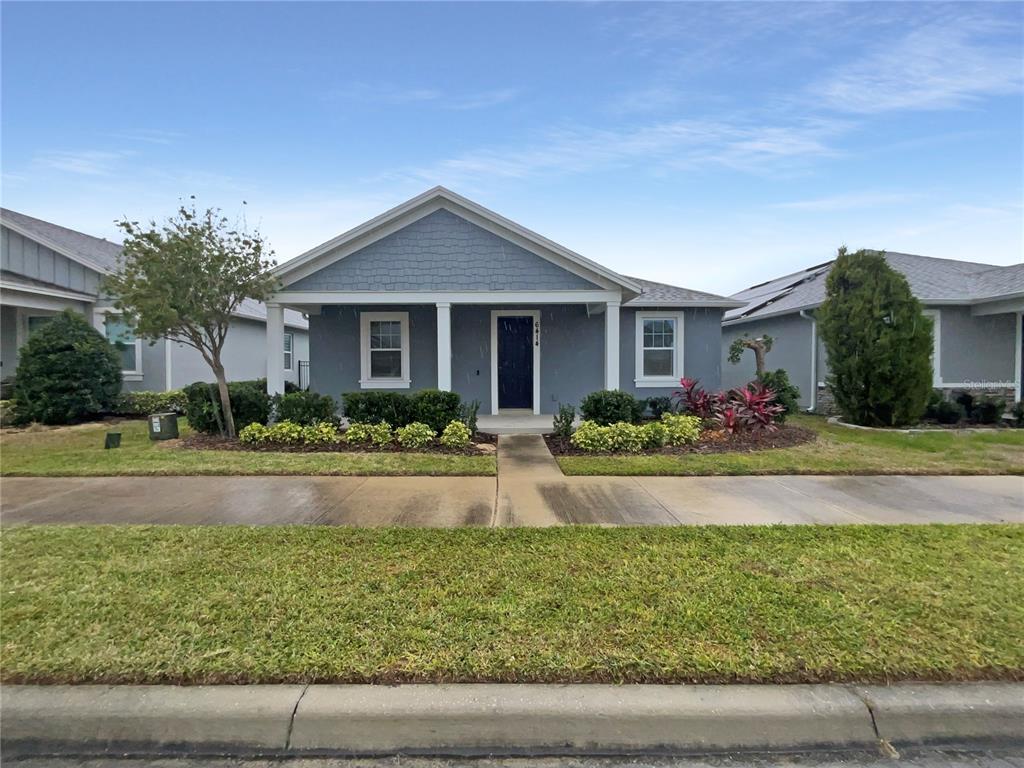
<box><xmin>266</xmin><ymin>188</ymin><xmax>742</xmax><ymax>417</ymax></box>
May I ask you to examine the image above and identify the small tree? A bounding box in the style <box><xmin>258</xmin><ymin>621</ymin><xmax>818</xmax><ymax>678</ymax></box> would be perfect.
<box><xmin>728</xmin><ymin>333</ymin><xmax>774</xmax><ymax>377</ymax></box>
<box><xmin>107</xmin><ymin>201</ymin><xmax>277</xmax><ymax>437</ymax></box>
<box><xmin>13</xmin><ymin>310</ymin><xmax>122</xmax><ymax>424</ymax></box>
<box><xmin>817</xmin><ymin>247</ymin><xmax>933</xmax><ymax>427</ymax></box>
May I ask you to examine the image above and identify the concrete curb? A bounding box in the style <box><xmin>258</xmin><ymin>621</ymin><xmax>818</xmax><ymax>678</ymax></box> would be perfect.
<box><xmin>2</xmin><ymin>683</ymin><xmax>1021</xmax><ymax>758</ymax></box>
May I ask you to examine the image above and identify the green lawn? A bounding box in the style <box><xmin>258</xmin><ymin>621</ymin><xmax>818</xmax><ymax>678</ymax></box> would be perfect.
<box><xmin>0</xmin><ymin>419</ymin><xmax>495</xmax><ymax>477</ymax></box>
<box><xmin>558</xmin><ymin>414</ymin><xmax>1024</xmax><ymax>476</ymax></box>
<box><xmin>2</xmin><ymin>524</ymin><xmax>1021</xmax><ymax>685</ymax></box>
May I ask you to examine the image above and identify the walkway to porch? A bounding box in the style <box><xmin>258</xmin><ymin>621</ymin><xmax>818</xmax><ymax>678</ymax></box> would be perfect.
<box><xmin>478</xmin><ymin>412</ymin><xmax>566</xmax><ymax>435</ymax></box>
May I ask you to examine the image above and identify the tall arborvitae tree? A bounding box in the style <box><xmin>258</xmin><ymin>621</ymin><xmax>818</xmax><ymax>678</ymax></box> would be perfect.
<box><xmin>817</xmin><ymin>247</ymin><xmax>933</xmax><ymax>426</ymax></box>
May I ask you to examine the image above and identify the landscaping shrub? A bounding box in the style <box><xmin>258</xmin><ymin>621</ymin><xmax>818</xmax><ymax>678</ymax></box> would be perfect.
<box><xmin>954</xmin><ymin>391</ymin><xmax>975</xmax><ymax>417</ymax></box>
<box><xmin>345</xmin><ymin>421</ymin><xmax>393</xmax><ymax>447</ymax></box>
<box><xmin>639</xmin><ymin>420</ymin><xmax>667</xmax><ymax>448</ymax></box>
<box><xmin>673</xmin><ymin>379</ymin><xmax>782</xmax><ymax>433</ymax></box>
<box><xmin>0</xmin><ymin>399</ymin><xmax>14</xmax><ymax>427</ymax></box>
<box><xmin>238</xmin><ymin>423</ymin><xmax>269</xmax><ymax>444</ymax></box>
<box><xmin>817</xmin><ymin>248</ymin><xmax>933</xmax><ymax>427</ymax></box>
<box><xmin>12</xmin><ymin>310</ymin><xmax>121</xmax><ymax>425</ymax></box>
<box><xmin>924</xmin><ymin>391</ymin><xmax>965</xmax><ymax>425</ymax></box>
<box><xmin>342</xmin><ymin>391</ymin><xmax>414</xmax><ymax>427</ymax></box>
<box><xmin>114</xmin><ymin>390</ymin><xmax>187</xmax><ymax>416</ymax></box>
<box><xmin>274</xmin><ymin>391</ymin><xmax>336</xmax><ymax>426</ymax></box>
<box><xmin>972</xmin><ymin>396</ymin><xmax>1005</xmax><ymax>425</ymax></box>
<box><xmin>183</xmin><ymin>380</ymin><xmax>271</xmax><ymax>435</ymax></box>
<box><xmin>302</xmin><ymin>422</ymin><xmax>340</xmax><ymax>445</ymax></box>
<box><xmin>396</xmin><ymin>422</ymin><xmax>436</xmax><ymax>449</ymax></box>
<box><xmin>673</xmin><ymin>378</ymin><xmax>718</xmax><ymax>419</ymax></box>
<box><xmin>411</xmin><ymin>389</ymin><xmax>462</xmax><ymax>433</ymax></box>
<box><xmin>553</xmin><ymin>403</ymin><xmax>575</xmax><ymax>439</ymax></box>
<box><xmin>661</xmin><ymin>413</ymin><xmax>702</xmax><ymax>446</ymax></box>
<box><xmin>461</xmin><ymin>399</ymin><xmax>480</xmax><ymax>435</ymax></box>
<box><xmin>440</xmin><ymin>420</ymin><xmax>472</xmax><ymax>449</ymax></box>
<box><xmin>570</xmin><ymin>420</ymin><xmax>614</xmax><ymax>452</ymax></box>
<box><xmin>645</xmin><ymin>396</ymin><xmax>673</xmax><ymax>418</ymax></box>
<box><xmin>580</xmin><ymin>390</ymin><xmax>644</xmax><ymax>425</ymax></box>
<box><xmin>1012</xmin><ymin>401</ymin><xmax>1024</xmax><ymax>427</ymax></box>
<box><xmin>606</xmin><ymin>422</ymin><xmax>645</xmax><ymax>453</ymax></box>
<box><xmin>265</xmin><ymin>420</ymin><xmax>304</xmax><ymax>445</ymax></box>
<box><xmin>757</xmin><ymin>369</ymin><xmax>799</xmax><ymax>421</ymax></box>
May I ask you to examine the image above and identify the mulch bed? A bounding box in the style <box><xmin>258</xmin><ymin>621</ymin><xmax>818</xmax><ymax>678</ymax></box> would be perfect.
<box><xmin>181</xmin><ymin>431</ymin><xmax>495</xmax><ymax>456</ymax></box>
<box><xmin>545</xmin><ymin>424</ymin><xmax>816</xmax><ymax>456</ymax></box>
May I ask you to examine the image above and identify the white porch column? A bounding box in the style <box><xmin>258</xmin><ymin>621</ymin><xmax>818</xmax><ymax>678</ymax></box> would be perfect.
<box><xmin>436</xmin><ymin>302</ymin><xmax>452</xmax><ymax>391</ymax></box>
<box><xmin>604</xmin><ymin>300</ymin><xmax>620</xmax><ymax>390</ymax></box>
<box><xmin>265</xmin><ymin>303</ymin><xmax>285</xmax><ymax>396</ymax></box>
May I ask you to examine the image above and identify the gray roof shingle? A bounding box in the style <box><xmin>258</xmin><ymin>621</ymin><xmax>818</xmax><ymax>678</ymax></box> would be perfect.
<box><xmin>623</xmin><ymin>276</ymin><xmax>744</xmax><ymax>307</ymax></box>
<box><xmin>1</xmin><ymin>207</ymin><xmax>122</xmax><ymax>273</ymax></box>
<box><xmin>726</xmin><ymin>251</ymin><xmax>1024</xmax><ymax>322</ymax></box>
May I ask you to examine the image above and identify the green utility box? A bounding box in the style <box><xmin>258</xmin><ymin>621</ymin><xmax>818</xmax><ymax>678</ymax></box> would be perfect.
<box><xmin>148</xmin><ymin>412</ymin><xmax>180</xmax><ymax>441</ymax></box>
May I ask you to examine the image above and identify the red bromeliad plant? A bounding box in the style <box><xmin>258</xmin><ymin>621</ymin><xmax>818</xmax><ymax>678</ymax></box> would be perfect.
<box><xmin>673</xmin><ymin>378</ymin><xmax>783</xmax><ymax>433</ymax></box>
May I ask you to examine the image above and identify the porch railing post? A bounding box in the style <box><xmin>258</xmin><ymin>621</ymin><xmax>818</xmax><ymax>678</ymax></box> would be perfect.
<box><xmin>436</xmin><ymin>302</ymin><xmax>452</xmax><ymax>391</ymax></box>
<box><xmin>605</xmin><ymin>300</ymin><xmax>620</xmax><ymax>390</ymax></box>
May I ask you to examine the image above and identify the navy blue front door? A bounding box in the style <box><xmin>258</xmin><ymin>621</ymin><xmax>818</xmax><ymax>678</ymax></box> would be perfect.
<box><xmin>497</xmin><ymin>316</ymin><xmax>533</xmax><ymax>409</ymax></box>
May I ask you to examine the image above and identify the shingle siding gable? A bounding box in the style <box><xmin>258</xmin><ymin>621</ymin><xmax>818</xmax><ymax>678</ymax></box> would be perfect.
<box><xmin>287</xmin><ymin>209</ymin><xmax>600</xmax><ymax>292</ymax></box>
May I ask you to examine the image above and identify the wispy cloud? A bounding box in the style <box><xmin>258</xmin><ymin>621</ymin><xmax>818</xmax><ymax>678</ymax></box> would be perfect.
<box><xmin>812</xmin><ymin>11</ymin><xmax>1023</xmax><ymax>113</ymax></box>
<box><xmin>772</xmin><ymin>191</ymin><xmax>923</xmax><ymax>212</ymax></box>
<box><xmin>324</xmin><ymin>83</ymin><xmax>518</xmax><ymax>110</ymax></box>
<box><xmin>32</xmin><ymin>149</ymin><xmax>136</xmax><ymax>176</ymax></box>
<box><xmin>396</xmin><ymin>115</ymin><xmax>847</xmax><ymax>187</ymax></box>
<box><xmin>107</xmin><ymin>129</ymin><xmax>184</xmax><ymax>145</ymax></box>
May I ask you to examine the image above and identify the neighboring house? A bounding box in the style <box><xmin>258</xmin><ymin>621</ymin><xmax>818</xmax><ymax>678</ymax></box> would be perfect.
<box><xmin>264</xmin><ymin>187</ymin><xmax>742</xmax><ymax>415</ymax></box>
<box><xmin>1</xmin><ymin>209</ymin><xmax>310</xmax><ymax>392</ymax></box>
<box><xmin>722</xmin><ymin>251</ymin><xmax>1024</xmax><ymax>411</ymax></box>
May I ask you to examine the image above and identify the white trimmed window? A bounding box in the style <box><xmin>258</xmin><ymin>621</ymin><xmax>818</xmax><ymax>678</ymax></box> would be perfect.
<box><xmin>283</xmin><ymin>332</ymin><xmax>294</xmax><ymax>372</ymax></box>
<box><xmin>360</xmin><ymin>311</ymin><xmax>410</xmax><ymax>389</ymax></box>
<box><xmin>96</xmin><ymin>311</ymin><xmax>144</xmax><ymax>379</ymax></box>
<box><xmin>635</xmin><ymin>311</ymin><xmax>683</xmax><ymax>387</ymax></box>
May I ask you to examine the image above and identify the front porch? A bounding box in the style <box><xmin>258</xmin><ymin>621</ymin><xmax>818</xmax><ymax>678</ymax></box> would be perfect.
<box><xmin>477</xmin><ymin>411</ymin><xmax>563</xmax><ymax>434</ymax></box>
<box><xmin>264</xmin><ymin>296</ymin><xmax>624</xmax><ymax>416</ymax></box>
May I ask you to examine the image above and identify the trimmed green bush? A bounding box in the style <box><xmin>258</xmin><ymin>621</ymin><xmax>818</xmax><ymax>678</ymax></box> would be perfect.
<box><xmin>924</xmin><ymin>390</ymin><xmax>964</xmax><ymax>425</ymax></box>
<box><xmin>580</xmin><ymin>390</ymin><xmax>644</xmax><ymax>426</ymax></box>
<box><xmin>461</xmin><ymin>399</ymin><xmax>480</xmax><ymax>435</ymax></box>
<box><xmin>396</xmin><ymin>422</ymin><xmax>436</xmax><ymax>449</ymax></box>
<box><xmin>345</xmin><ymin>421</ymin><xmax>393</xmax><ymax>447</ymax></box>
<box><xmin>639</xmin><ymin>421</ymin><xmax>667</xmax><ymax>448</ymax></box>
<box><xmin>817</xmin><ymin>248</ymin><xmax>933</xmax><ymax>427</ymax></box>
<box><xmin>757</xmin><ymin>369</ymin><xmax>800</xmax><ymax>422</ymax></box>
<box><xmin>183</xmin><ymin>380</ymin><xmax>271</xmax><ymax>435</ymax></box>
<box><xmin>342</xmin><ymin>391</ymin><xmax>414</xmax><ymax>427</ymax></box>
<box><xmin>302</xmin><ymin>422</ymin><xmax>340</xmax><ymax>445</ymax></box>
<box><xmin>972</xmin><ymin>396</ymin><xmax>1005</xmax><ymax>425</ymax></box>
<box><xmin>661</xmin><ymin>413</ymin><xmax>702</xmax><ymax>446</ymax></box>
<box><xmin>274</xmin><ymin>391</ymin><xmax>336</xmax><ymax>426</ymax></box>
<box><xmin>570</xmin><ymin>420</ymin><xmax>614</xmax><ymax>452</ymax></box>
<box><xmin>114</xmin><ymin>390</ymin><xmax>187</xmax><ymax>416</ymax></box>
<box><xmin>411</xmin><ymin>389</ymin><xmax>462</xmax><ymax>433</ymax></box>
<box><xmin>645</xmin><ymin>396</ymin><xmax>673</xmax><ymax>418</ymax></box>
<box><xmin>12</xmin><ymin>310</ymin><xmax>122</xmax><ymax>425</ymax></box>
<box><xmin>440</xmin><ymin>420</ymin><xmax>472</xmax><ymax>448</ymax></box>
<box><xmin>238</xmin><ymin>423</ymin><xmax>269</xmax><ymax>444</ymax></box>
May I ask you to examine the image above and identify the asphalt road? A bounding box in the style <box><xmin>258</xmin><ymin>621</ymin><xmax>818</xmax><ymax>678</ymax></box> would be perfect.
<box><xmin>6</xmin><ymin>749</ymin><xmax>1024</xmax><ymax>768</ymax></box>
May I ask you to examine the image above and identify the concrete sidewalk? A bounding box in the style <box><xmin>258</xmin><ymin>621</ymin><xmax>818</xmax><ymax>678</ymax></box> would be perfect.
<box><xmin>2</xmin><ymin>436</ymin><xmax>1021</xmax><ymax>526</ymax></box>
<box><xmin>2</xmin><ymin>683</ymin><xmax>1022</xmax><ymax>757</ymax></box>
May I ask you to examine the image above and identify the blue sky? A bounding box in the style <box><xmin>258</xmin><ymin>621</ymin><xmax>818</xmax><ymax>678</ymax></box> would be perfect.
<box><xmin>2</xmin><ymin>1</ymin><xmax>1021</xmax><ymax>295</ymax></box>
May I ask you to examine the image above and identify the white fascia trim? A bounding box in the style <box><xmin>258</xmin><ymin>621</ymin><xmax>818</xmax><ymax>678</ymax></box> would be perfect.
<box><xmin>92</xmin><ymin>307</ymin><xmax>144</xmax><ymax>378</ymax></box>
<box><xmin>0</xmin><ymin>280</ymin><xmax>96</xmax><ymax>303</ymax></box>
<box><xmin>722</xmin><ymin>303</ymin><xmax>822</xmax><ymax>327</ymax></box>
<box><xmin>625</xmin><ymin>300</ymin><xmax>747</xmax><ymax>309</ymax></box>
<box><xmin>272</xmin><ymin>187</ymin><xmax>640</xmax><ymax>294</ymax></box>
<box><xmin>0</xmin><ymin>219</ymin><xmax>114</xmax><ymax>276</ymax></box>
<box><xmin>634</xmin><ymin>310</ymin><xmax>684</xmax><ymax>388</ymax></box>
<box><xmin>923</xmin><ymin>309</ymin><xmax>941</xmax><ymax>387</ymax></box>
<box><xmin>271</xmin><ymin>290</ymin><xmax>621</xmax><ymax>306</ymax></box>
<box><xmin>359</xmin><ymin>311</ymin><xmax>411</xmax><ymax>390</ymax></box>
<box><xmin>490</xmin><ymin>310</ymin><xmax>541</xmax><ymax>415</ymax></box>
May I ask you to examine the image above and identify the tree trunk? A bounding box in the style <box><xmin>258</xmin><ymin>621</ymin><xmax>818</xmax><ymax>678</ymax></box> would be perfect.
<box><xmin>753</xmin><ymin>344</ymin><xmax>766</xmax><ymax>377</ymax></box>
<box><xmin>213</xmin><ymin>362</ymin><xmax>236</xmax><ymax>438</ymax></box>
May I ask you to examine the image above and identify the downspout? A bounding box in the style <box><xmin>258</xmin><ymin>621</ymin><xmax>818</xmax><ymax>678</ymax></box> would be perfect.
<box><xmin>799</xmin><ymin>310</ymin><xmax>817</xmax><ymax>412</ymax></box>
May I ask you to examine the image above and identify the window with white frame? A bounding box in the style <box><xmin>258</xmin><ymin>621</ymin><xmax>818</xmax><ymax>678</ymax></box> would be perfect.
<box><xmin>26</xmin><ymin>315</ymin><xmax>54</xmax><ymax>337</ymax></box>
<box><xmin>103</xmin><ymin>314</ymin><xmax>142</xmax><ymax>374</ymax></box>
<box><xmin>635</xmin><ymin>312</ymin><xmax>683</xmax><ymax>387</ymax></box>
<box><xmin>360</xmin><ymin>312</ymin><xmax>410</xmax><ymax>388</ymax></box>
<box><xmin>283</xmin><ymin>332</ymin><xmax>294</xmax><ymax>371</ymax></box>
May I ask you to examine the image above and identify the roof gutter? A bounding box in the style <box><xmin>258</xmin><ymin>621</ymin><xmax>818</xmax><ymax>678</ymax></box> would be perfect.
<box><xmin>799</xmin><ymin>310</ymin><xmax>817</xmax><ymax>412</ymax></box>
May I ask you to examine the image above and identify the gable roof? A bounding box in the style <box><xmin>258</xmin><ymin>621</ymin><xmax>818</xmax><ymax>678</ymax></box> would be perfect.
<box><xmin>1</xmin><ymin>208</ymin><xmax>307</xmax><ymax>330</ymax></box>
<box><xmin>1</xmin><ymin>208</ymin><xmax>122</xmax><ymax>275</ymax></box>
<box><xmin>274</xmin><ymin>186</ymin><xmax>642</xmax><ymax>296</ymax></box>
<box><xmin>726</xmin><ymin>251</ymin><xmax>1024</xmax><ymax>324</ymax></box>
